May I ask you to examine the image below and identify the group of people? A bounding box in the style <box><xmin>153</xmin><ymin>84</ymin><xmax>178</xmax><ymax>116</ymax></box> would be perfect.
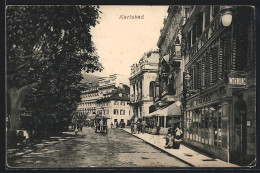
<box><xmin>164</xmin><ymin>124</ymin><xmax>183</xmax><ymax>149</ymax></box>
<box><xmin>131</xmin><ymin>121</ymin><xmax>146</xmax><ymax>134</ymax></box>
<box><xmin>110</xmin><ymin>121</ymin><xmax>125</xmax><ymax>128</ymax></box>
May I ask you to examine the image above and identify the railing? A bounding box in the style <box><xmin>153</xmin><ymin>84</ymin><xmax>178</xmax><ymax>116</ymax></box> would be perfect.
<box><xmin>131</xmin><ymin>63</ymin><xmax>158</xmax><ymax>76</ymax></box>
<box><xmin>185</xmin><ymin>13</ymin><xmax>223</xmax><ymax>69</ymax></box>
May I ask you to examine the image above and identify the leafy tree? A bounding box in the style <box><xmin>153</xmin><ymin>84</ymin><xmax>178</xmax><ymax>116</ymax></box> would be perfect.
<box><xmin>6</xmin><ymin>5</ymin><xmax>103</xmax><ymax>147</ymax></box>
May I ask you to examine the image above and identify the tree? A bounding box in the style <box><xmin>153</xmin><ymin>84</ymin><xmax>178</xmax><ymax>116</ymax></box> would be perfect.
<box><xmin>6</xmin><ymin>6</ymin><xmax>103</xmax><ymax>147</ymax></box>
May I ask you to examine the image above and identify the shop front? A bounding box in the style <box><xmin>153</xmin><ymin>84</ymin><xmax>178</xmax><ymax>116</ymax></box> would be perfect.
<box><xmin>183</xmin><ymin>86</ymin><xmax>231</xmax><ymax>162</ymax></box>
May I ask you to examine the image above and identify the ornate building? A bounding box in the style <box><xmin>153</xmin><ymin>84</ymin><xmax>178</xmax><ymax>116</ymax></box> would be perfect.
<box><xmin>129</xmin><ymin>50</ymin><xmax>159</xmax><ymax>119</ymax></box>
<box><xmin>149</xmin><ymin>6</ymin><xmax>184</xmax><ymax>129</ymax></box>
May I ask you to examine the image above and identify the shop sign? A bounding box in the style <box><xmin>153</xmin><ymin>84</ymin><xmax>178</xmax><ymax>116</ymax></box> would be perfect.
<box><xmin>228</xmin><ymin>71</ymin><xmax>246</xmax><ymax>88</ymax></box>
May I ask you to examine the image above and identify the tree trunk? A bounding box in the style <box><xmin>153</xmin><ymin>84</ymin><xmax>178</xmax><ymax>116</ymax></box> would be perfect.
<box><xmin>7</xmin><ymin>86</ymin><xmax>22</xmax><ymax>148</ymax></box>
<box><xmin>7</xmin><ymin>83</ymin><xmax>37</xmax><ymax>148</ymax></box>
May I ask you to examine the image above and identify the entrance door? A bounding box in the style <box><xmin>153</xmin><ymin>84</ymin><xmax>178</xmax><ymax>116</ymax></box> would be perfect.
<box><xmin>233</xmin><ymin>95</ymin><xmax>247</xmax><ymax>165</ymax></box>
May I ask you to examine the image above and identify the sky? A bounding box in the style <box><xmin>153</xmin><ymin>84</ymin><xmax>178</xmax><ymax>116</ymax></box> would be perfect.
<box><xmin>89</xmin><ymin>5</ymin><xmax>169</xmax><ymax>79</ymax></box>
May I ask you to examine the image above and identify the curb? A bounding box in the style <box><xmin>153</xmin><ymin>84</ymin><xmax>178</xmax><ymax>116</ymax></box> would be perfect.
<box><xmin>122</xmin><ymin>129</ymin><xmax>194</xmax><ymax>167</ymax></box>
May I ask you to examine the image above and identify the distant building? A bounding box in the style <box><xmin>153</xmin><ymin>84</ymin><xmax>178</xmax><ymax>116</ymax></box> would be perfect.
<box><xmin>129</xmin><ymin>50</ymin><xmax>159</xmax><ymax>120</ymax></box>
<box><xmin>77</xmin><ymin>83</ymin><xmax>99</xmax><ymax>117</ymax></box>
<box><xmin>96</xmin><ymin>84</ymin><xmax>131</xmax><ymax>126</ymax></box>
<box><xmin>76</xmin><ymin>74</ymin><xmax>131</xmax><ymax>124</ymax></box>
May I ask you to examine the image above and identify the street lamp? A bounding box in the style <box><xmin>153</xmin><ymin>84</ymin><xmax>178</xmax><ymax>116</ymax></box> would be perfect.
<box><xmin>220</xmin><ymin>6</ymin><xmax>235</xmax><ymax>27</ymax></box>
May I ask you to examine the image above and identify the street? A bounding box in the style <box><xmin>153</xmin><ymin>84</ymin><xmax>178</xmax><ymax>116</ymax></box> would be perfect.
<box><xmin>7</xmin><ymin>127</ymin><xmax>190</xmax><ymax>168</ymax></box>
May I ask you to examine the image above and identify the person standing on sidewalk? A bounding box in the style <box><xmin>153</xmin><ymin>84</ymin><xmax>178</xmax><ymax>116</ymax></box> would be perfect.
<box><xmin>141</xmin><ymin>121</ymin><xmax>146</xmax><ymax>134</ymax></box>
<box><xmin>100</xmin><ymin>119</ymin><xmax>104</xmax><ymax>131</ymax></box>
<box><xmin>165</xmin><ymin>124</ymin><xmax>175</xmax><ymax>148</ymax></box>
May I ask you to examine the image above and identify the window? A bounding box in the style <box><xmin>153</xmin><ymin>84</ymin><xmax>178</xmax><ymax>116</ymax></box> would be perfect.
<box><xmin>212</xmin><ymin>6</ymin><xmax>220</xmax><ymax>18</ymax></box>
<box><xmin>113</xmin><ymin>109</ymin><xmax>118</xmax><ymax>115</ymax></box>
<box><xmin>120</xmin><ymin>109</ymin><xmax>125</xmax><ymax>115</ymax></box>
<box><xmin>204</xmin><ymin>7</ymin><xmax>210</xmax><ymax>30</ymax></box>
<box><xmin>114</xmin><ymin>101</ymin><xmax>118</xmax><ymax>105</ymax></box>
<box><xmin>120</xmin><ymin>101</ymin><xmax>125</xmax><ymax>106</ymax></box>
<box><xmin>149</xmin><ymin>82</ymin><xmax>155</xmax><ymax>97</ymax></box>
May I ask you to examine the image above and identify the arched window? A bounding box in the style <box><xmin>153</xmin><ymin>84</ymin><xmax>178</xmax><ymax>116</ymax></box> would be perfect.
<box><xmin>149</xmin><ymin>81</ymin><xmax>155</xmax><ymax>97</ymax></box>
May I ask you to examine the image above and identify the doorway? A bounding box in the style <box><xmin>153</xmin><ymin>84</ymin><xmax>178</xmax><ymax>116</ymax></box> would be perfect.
<box><xmin>233</xmin><ymin>94</ymin><xmax>247</xmax><ymax>165</ymax></box>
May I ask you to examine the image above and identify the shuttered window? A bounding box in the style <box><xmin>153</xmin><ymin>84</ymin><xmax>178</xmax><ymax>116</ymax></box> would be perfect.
<box><xmin>234</xmin><ymin>12</ymin><xmax>248</xmax><ymax>71</ymax></box>
<box><xmin>197</xmin><ymin>60</ymin><xmax>201</xmax><ymax>89</ymax></box>
<box><xmin>201</xmin><ymin>56</ymin><xmax>205</xmax><ymax>88</ymax></box>
<box><xmin>205</xmin><ymin>51</ymin><xmax>210</xmax><ymax>87</ymax></box>
<box><xmin>211</xmin><ymin>46</ymin><xmax>218</xmax><ymax>84</ymax></box>
<box><xmin>219</xmin><ymin>34</ymin><xmax>231</xmax><ymax>82</ymax></box>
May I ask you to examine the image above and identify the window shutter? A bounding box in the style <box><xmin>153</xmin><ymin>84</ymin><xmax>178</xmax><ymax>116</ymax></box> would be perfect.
<box><xmin>235</xmin><ymin>12</ymin><xmax>248</xmax><ymax>71</ymax></box>
<box><xmin>205</xmin><ymin>51</ymin><xmax>211</xmax><ymax>87</ymax></box>
<box><xmin>209</xmin><ymin>49</ymin><xmax>214</xmax><ymax>85</ymax></box>
<box><xmin>218</xmin><ymin>39</ymin><xmax>224</xmax><ymax>79</ymax></box>
<box><xmin>201</xmin><ymin>56</ymin><xmax>206</xmax><ymax>88</ymax></box>
<box><xmin>212</xmin><ymin>47</ymin><xmax>218</xmax><ymax>83</ymax></box>
<box><xmin>223</xmin><ymin>35</ymin><xmax>231</xmax><ymax>82</ymax></box>
<box><xmin>197</xmin><ymin>61</ymin><xmax>201</xmax><ymax>89</ymax></box>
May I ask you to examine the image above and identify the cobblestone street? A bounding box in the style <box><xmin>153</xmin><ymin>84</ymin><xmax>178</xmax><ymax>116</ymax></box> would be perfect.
<box><xmin>7</xmin><ymin>127</ymin><xmax>190</xmax><ymax>168</ymax></box>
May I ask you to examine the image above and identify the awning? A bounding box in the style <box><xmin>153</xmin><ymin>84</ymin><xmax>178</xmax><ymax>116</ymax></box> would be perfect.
<box><xmin>144</xmin><ymin>102</ymin><xmax>182</xmax><ymax>117</ymax></box>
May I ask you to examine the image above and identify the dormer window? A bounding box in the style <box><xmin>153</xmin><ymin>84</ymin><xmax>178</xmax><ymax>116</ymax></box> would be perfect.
<box><xmin>119</xmin><ymin>93</ymin><xmax>122</xmax><ymax>97</ymax></box>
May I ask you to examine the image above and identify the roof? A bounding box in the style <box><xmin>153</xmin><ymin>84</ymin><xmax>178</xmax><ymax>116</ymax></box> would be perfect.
<box><xmin>96</xmin><ymin>85</ymin><xmax>130</xmax><ymax>103</ymax></box>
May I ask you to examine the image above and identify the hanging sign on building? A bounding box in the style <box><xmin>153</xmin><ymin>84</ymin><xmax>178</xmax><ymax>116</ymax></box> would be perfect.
<box><xmin>228</xmin><ymin>71</ymin><xmax>246</xmax><ymax>88</ymax></box>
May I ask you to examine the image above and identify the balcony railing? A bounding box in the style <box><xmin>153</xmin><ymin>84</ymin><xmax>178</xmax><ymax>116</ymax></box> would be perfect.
<box><xmin>185</xmin><ymin>13</ymin><xmax>223</xmax><ymax>69</ymax></box>
<box><xmin>131</xmin><ymin>63</ymin><xmax>158</xmax><ymax>76</ymax></box>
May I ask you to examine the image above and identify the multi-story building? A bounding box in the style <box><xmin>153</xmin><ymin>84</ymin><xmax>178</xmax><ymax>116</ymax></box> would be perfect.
<box><xmin>77</xmin><ymin>83</ymin><xmax>99</xmax><ymax>117</ymax></box>
<box><xmin>180</xmin><ymin>6</ymin><xmax>256</xmax><ymax>165</ymax></box>
<box><xmin>76</xmin><ymin>74</ymin><xmax>130</xmax><ymax>120</ymax></box>
<box><xmin>151</xmin><ymin>6</ymin><xmax>184</xmax><ymax>128</ymax></box>
<box><xmin>129</xmin><ymin>50</ymin><xmax>159</xmax><ymax>120</ymax></box>
<box><xmin>96</xmin><ymin>84</ymin><xmax>131</xmax><ymax>126</ymax></box>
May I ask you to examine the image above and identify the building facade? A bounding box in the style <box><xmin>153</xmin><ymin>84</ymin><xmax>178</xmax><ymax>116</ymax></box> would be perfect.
<box><xmin>129</xmin><ymin>50</ymin><xmax>159</xmax><ymax>119</ymax></box>
<box><xmin>96</xmin><ymin>84</ymin><xmax>131</xmax><ymax>126</ymax></box>
<box><xmin>77</xmin><ymin>83</ymin><xmax>99</xmax><ymax>117</ymax></box>
<box><xmin>180</xmin><ymin>6</ymin><xmax>256</xmax><ymax>165</ymax></box>
<box><xmin>151</xmin><ymin>6</ymin><xmax>185</xmax><ymax>128</ymax></box>
<box><xmin>76</xmin><ymin>74</ymin><xmax>131</xmax><ymax>123</ymax></box>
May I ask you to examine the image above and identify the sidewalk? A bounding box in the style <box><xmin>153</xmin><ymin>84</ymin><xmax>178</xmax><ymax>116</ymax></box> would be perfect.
<box><xmin>123</xmin><ymin>128</ymin><xmax>239</xmax><ymax>167</ymax></box>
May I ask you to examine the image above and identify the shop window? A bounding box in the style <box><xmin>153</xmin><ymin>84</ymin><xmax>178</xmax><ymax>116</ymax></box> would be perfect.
<box><xmin>186</xmin><ymin>111</ymin><xmax>191</xmax><ymax>139</ymax></box>
<box><xmin>189</xmin><ymin>111</ymin><xmax>193</xmax><ymax>139</ymax></box>
<box><xmin>204</xmin><ymin>107</ymin><xmax>209</xmax><ymax>144</ymax></box>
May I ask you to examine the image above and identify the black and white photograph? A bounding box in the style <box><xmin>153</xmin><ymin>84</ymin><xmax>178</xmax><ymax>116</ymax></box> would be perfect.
<box><xmin>5</xmin><ymin>4</ymin><xmax>256</xmax><ymax>168</ymax></box>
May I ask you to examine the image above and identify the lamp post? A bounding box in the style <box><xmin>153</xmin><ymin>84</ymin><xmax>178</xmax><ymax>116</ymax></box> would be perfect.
<box><xmin>220</xmin><ymin>6</ymin><xmax>235</xmax><ymax>27</ymax></box>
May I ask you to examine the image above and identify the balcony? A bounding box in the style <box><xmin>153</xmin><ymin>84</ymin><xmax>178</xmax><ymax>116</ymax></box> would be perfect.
<box><xmin>185</xmin><ymin>13</ymin><xmax>223</xmax><ymax>69</ymax></box>
<box><xmin>130</xmin><ymin>63</ymin><xmax>158</xmax><ymax>77</ymax></box>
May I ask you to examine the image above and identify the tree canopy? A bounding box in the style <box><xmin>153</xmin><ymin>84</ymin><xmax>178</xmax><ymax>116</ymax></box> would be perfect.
<box><xmin>6</xmin><ymin>5</ymin><xmax>103</xmax><ymax>135</ymax></box>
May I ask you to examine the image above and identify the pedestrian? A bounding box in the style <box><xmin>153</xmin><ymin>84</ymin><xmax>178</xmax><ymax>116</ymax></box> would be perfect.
<box><xmin>172</xmin><ymin>126</ymin><xmax>183</xmax><ymax>149</ymax></box>
<box><xmin>165</xmin><ymin>124</ymin><xmax>175</xmax><ymax>148</ymax></box>
<box><xmin>131</xmin><ymin>121</ymin><xmax>134</xmax><ymax>134</ymax></box>
<box><xmin>116</xmin><ymin>122</ymin><xmax>119</xmax><ymax>128</ymax></box>
<box><xmin>111</xmin><ymin>122</ymin><xmax>113</xmax><ymax>128</ymax></box>
<box><xmin>137</xmin><ymin>121</ymin><xmax>141</xmax><ymax>133</ymax></box>
<box><xmin>141</xmin><ymin>121</ymin><xmax>146</xmax><ymax>133</ymax></box>
<box><xmin>100</xmin><ymin>119</ymin><xmax>104</xmax><ymax>131</ymax></box>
